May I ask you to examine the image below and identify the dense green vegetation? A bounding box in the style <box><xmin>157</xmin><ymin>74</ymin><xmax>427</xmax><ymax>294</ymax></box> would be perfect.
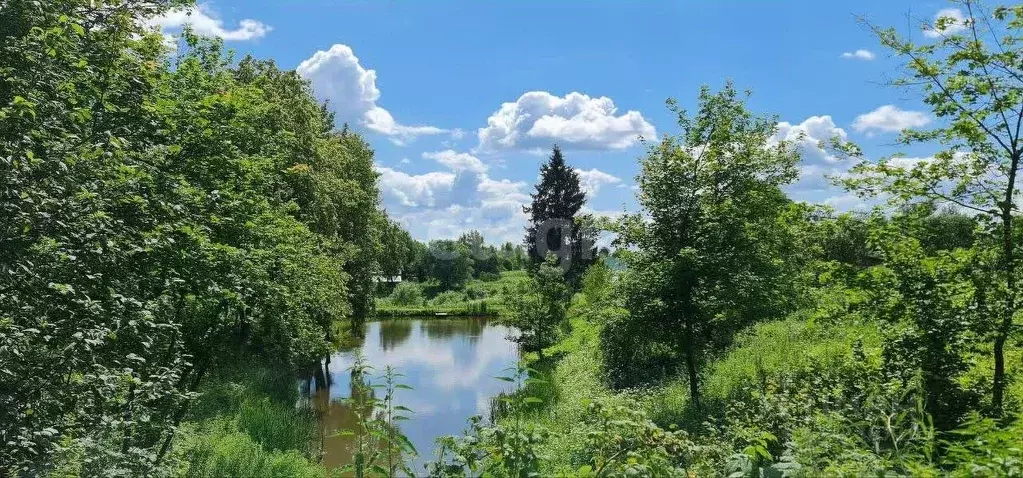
<box><xmin>374</xmin><ymin>248</ymin><xmax>530</xmax><ymax>317</ymax></box>
<box><xmin>5</xmin><ymin>0</ymin><xmax>1023</xmax><ymax>477</ymax></box>
<box><xmin>413</xmin><ymin>3</ymin><xmax>1023</xmax><ymax>476</ymax></box>
<box><xmin>0</xmin><ymin>0</ymin><xmax>386</xmax><ymax>474</ymax></box>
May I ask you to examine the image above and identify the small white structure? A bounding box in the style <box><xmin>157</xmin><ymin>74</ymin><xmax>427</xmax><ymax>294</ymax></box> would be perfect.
<box><xmin>373</xmin><ymin>274</ymin><xmax>402</xmax><ymax>283</ymax></box>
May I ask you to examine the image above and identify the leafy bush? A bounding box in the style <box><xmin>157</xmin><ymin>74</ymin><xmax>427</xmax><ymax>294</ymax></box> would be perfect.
<box><xmin>389</xmin><ymin>281</ymin><xmax>425</xmax><ymax>307</ymax></box>
<box><xmin>478</xmin><ymin>272</ymin><xmax>501</xmax><ymax>282</ymax></box>
<box><xmin>431</xmin><ymin>290</ymin><xmax>466</xmax><ymax>306</ymax></box>
<box><xmin>464</xmin><ymin>282</ymin><xmax>488</xmax><ymax>300</ymax></box>
<box><xmin>572</xmin><ymin>400</ymin><xmax>693</xmax><ymax>477</ymax></box>
<box><xmin>504</xmin><ymin>256</ymin><xmax>569</xmax><ymax>354</ymax></box>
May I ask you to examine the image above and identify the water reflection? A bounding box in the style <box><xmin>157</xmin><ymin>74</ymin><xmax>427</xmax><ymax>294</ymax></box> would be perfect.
<box><xmin>307</xmin><ymin>318</ymin><xmax>519</xmax><ymax>474</ymax></box>
<box><xmin>379</xmin><ymin>320</ymin><xmax>413</xmax><ymax>351</ymax></box>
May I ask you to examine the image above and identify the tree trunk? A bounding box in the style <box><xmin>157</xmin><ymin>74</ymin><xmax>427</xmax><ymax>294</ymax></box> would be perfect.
<box><xmin>154</xmin><ymin>360</ymin><xmax>208</xmax><ymax>466</ymax></box>
<box><xmin>994</xmin><ymin>152</ymin><xmax>1018</xmax><ymax>415</ymax></box>
<box><xmin>684</xmin><ymin>335</ymin><xmax>701</xmax><ymax>412</ymax></box>
<box><xmin>680</xmin><ymin>290</ymin><xmax>701</xmax><ymax>412</ymax></box>
<box><xmin>314</xmin><ymin>360</ymin><xmax>328</xmax><ymax>391</ymax></box>
<box><xmin>993</xmin><ymin>212</ymin><xmax>1014</xmax><ymax>414</ymax></box>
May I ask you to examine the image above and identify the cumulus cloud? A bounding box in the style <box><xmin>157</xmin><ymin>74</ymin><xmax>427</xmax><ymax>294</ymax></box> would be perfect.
<box><xmin>852</xmin><ymin>105</ymin><xmax>931</xmax><ymax>135</ymax></box>
<box><xmin>477</xmin><ymin>91</ymin><xmax>655</xmax><ymax>152</ymax></box>
<box><xmin>375</xmin><ymin>167</ymin><xmax>456</xmax><ymax>208</ymax></box>
<box><xmin>297</xmin><ymin>44</ymin><xmax>449</xmax><ymax>144</ymax></box>
<box><xmin>773</xmin><ymin>115</ymin><xmax>847</xmax><ymax>164</ymax></box>
<box><xmin>824</xmin><ymin>193</ymin><xmax>871</xmax><ymax>212</ymax></box>
<box><xmin>841</xmin><ymin>49</ymin><xmax>876</xmax><ymax>60</ymax></box>
<box><xmin>376</xmin><ymin>150</ymin><xmax>531</xmax><ymax>243</ymax></box>
<box><xmin>147</xmin><ymin>4</ymin><xmax>271</xmax><ymax>42</ymax></box>
<box><xmin>923</xmin><ymin>8</ymin><xmax>970</xmax><ymax>38</ymax></box>
<box><xmin>423</xmin><ymin>150</ymin><xmax>488</xmax><ymax>173</ymax></box>
<box><xmin>771</xmin><ymin>115</ymin><xmax>853</xmax><ymax>204</ymax></box>
<box><xmin>576</xmin><ymin>168</ymin><xmax>622</xmax><ymax>197</ymax></box>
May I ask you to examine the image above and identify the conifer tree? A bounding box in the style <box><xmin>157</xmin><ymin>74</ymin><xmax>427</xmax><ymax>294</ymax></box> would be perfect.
<box><xmin>523</xmin><ymin>145</ymin><xmax>594</xmax><ymax>284</ymax></box>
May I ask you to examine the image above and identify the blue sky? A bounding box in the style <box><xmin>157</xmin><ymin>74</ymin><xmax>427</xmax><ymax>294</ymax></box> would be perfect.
<box><xmin>149</xmin><ymin>0</ymin><xmax>964</xmax><ymax>244</ymax></box>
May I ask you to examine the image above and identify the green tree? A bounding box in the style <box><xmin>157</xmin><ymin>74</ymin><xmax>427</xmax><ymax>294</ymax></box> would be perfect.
<box><xmin>505</xmin><ymin>254</ymin><xmax>569</xmax><ymax>355</ymax></box>
<box><xmin>459</xmin><ymin>229</ymin><xmax>500</xmax><ymax>277</ymax></box>
<box><xmin>498</xmin><ymin>242</ymin><xmax>528</xmax><ymax>271</ymax></box>
<box><xmin>860</xmin><ymin>216</ymin><xmax>980</xmax><ymax>431</ymax></box>
<box><xmin>607</xmin><ymin>83</ymin><xmax>804</xmax><ymax>409</ymax></box>
<box><xmin>0</xmin><ymin>0</ymin><xmax>192</xmax><ymax>471</ymax></box>
<box><xmin>843</xmin><ymin>1</ymin><xmax>1023</xmax><ymax>413</ymax></box>
<box><xmin>426</xmin><ymin>240</ymin><xmax>473</xmax><ymax>290</ymax></box>
<box><xmin>523</xmin><ymin>145</ymin><xmax>594</xmax><ymax>285</ymax></box>
<box><xmin>0</xmin><ymin>3</ymin><xmax>388</xmax><ymax>471</ymax></box>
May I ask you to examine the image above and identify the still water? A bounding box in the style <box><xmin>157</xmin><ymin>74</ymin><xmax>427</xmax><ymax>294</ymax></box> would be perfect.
<box><xmin>308</xmin><ymin>317</ymin><xmax>519</xmax><ymax>474</ymax></box>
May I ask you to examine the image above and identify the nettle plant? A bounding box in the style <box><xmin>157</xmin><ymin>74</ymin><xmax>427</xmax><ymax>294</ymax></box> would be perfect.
<box><xmin>338</xmin><ymin>356</ymin><xmax>418</xmax><ymax>478</ymax></box>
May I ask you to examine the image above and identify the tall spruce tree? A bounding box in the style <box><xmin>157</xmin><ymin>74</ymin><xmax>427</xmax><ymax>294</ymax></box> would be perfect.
<box><xmin>523</xmin><ymin>145</ymin><xmax>594</xmax><ymax>284</ymax></box>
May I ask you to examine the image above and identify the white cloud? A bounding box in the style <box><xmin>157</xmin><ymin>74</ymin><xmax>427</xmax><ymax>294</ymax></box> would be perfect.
<box><xmin>399</xmin><ymin>157</ymin><xmax>411</xmax><ymax>165</ymax></box>
<box><xmin>841</xmin><ymin>49</ymin><xmax>876</xmax><ymax>60</ymax></box>
<box><xmin>852</xmin><ymin>105</ymin><xmax>931</xmax><ymax>135</ymax></box>
<box><xmin>824</xmin><ymin>193</ymin><xmax>871</xmax><ymax>212</ymax></box>
<box><xmin>423</xmin><ymin>150</ymin><xmax>488</xmax><ymax>173</ymax></box>
<box><xmin>375</xmin><ymin>167</ymin><xmax>456</xmax><ymax>208</ymax></box>
<box><xmin>297</xmin><ymin>44</ymin><xmax>449</xmax><ymax>144</ymax></box>
<box><xmin>773</xmin><ymin>115</ymin><xmax>847</xmax><ymax>164</ymax></box>
<box><xmin>477</xmin><ymin>91</ymin><xmax>655</xmax><ymax>152</ymax></box>
<box><xmin>924</xmin><ymin>8</ymin><xmax>969</xmax><ymax>38</ymax></box>
<box><xmin>376</xmin><ymin>150</ymin><xmax>531</xmax><ymax>243</ymax></box>
<box><xmin>147</xmin><ymin>4</ymin><xmax>271</xmax><ymax>41</ymax></box>
<box><xmin>576</xmin><ymin>168</ymin><xmax>621</xmax><ymax>197</ymax></box>
<box><xmin>772</xmin><ymin>115</ymin><xmax>853</xmax><ymax>204</ymax></box>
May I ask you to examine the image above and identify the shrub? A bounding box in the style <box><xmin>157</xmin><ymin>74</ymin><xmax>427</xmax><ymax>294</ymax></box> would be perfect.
<box><xmin>478</xmin><ymin>271</ymin><xmax>501</xmax><ymax>282</ymax></box>
<box><xmin>464</xmin><ymin>282</ymin><xmax>488</xmax><ymax>300</ymax></box>
<box><xmin>389</xmin><ymin>281</ymin><xmax>425</xmax><ymax>307</ymax></box>
<box><xmin>431</xmin><ymin>290</ymin><xmax>466</xmax><ymax>306</ymax></box>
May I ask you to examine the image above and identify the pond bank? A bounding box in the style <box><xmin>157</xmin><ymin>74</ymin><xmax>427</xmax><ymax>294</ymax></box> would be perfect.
<box><xmin>373</xmin><ymin>301</ymin><xmax>504</xmax><ymax>318</ymax></box>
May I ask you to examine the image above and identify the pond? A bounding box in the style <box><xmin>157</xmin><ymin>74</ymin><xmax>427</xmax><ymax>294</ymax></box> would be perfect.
<box><xmin>307</xmin><ymin>317</ymin><xmax>519</xmax><ymax>474</ymax></box>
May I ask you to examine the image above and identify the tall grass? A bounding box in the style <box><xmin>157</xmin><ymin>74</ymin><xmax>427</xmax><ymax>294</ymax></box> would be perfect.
<box><xmin>173</xmin><ymin>362</ymin><xmax>325</xmax><ymax>477</ymax></box>
<box><xmin>645</xmin><ymin>313</ymin><xmax>882</xmax><ymax>427</ymax></box>
<box><xmin>238</xmin><ymin>397</ymin><xmax>316</xmax><ymax>454</ymax></box>
<box><xmin>182</xmin><ymin>424</ymin><xmax>325</xmax><ymax>478</ymax></box>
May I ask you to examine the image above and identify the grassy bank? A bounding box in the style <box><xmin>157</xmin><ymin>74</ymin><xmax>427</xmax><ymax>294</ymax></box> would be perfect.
<box><xmin>374</xmin><ymin>299</ymin><xmax>503</xmax><ymax>318</ymax></box>
<box><xmin>167</xmin><ymin>363</ymin><xmax>329</xmax><ymax>478</ymax></box>
<box><xmin>374</xmin><ymin>270</ymin><xmax>528</xmax><ymax>318</ymax></box>
<box><xmin>508</xmin><ymin>281</ymin><xmax>1023</xmax><ymax>476</ymax></box>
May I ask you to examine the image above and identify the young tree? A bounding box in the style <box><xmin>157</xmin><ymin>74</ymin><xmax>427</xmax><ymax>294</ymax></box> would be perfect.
<box><xmin>606</xmin><ymin>84</ymin><xmax>804</xmax><ymax>409</ymax></box>
<box><xmin>523</xmin><ymin>145</ymin><xmax>595</xmax><ymax>285</ymax></box>
<box><xmin>861</xmin><ymin>216</ymin><xmax>979</xmax><ymax>431</ymax></box>
<box><xmin>505</xmin><ymin>254</ymin><xmax>569</xmax><ymax>355</ymax></box>
<box><xmin>843</xmin><ymin>1</ymin><xmax>1023</xmax><ymax>413</ymax></box>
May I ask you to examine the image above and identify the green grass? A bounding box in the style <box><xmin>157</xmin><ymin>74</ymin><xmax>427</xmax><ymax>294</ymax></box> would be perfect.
<box><xmin>180</xmin><ymin>423</ymin><xmax>325</xmax><ymax>478</ymax></box>
<box><xmin>172</xmin><ymin>362</ymin><xmax>327</xmax><ymax>477</ymax></box>
<box><xmin>644</xmin><ymin>313</ymin><xmax>883</xmax><ymax>427</ymax></box>
<box><xmin>375</xmin><ymin>270</ymin><xmax>528</xmax><ymax>318</ymax></box>
<box><xmin>509</xmin><ymin>300</ymin><xmax>634</xmax><ymax>473</ymax></box>
<box><xmin>374</xmin><ymin>299</ymin><xmax>504</xmax><ymax>318</ymax></box>
<box><xmin>510</xmin><ymin>293</ymin><xmax>888</xmax><ymax>472</ymax></box>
